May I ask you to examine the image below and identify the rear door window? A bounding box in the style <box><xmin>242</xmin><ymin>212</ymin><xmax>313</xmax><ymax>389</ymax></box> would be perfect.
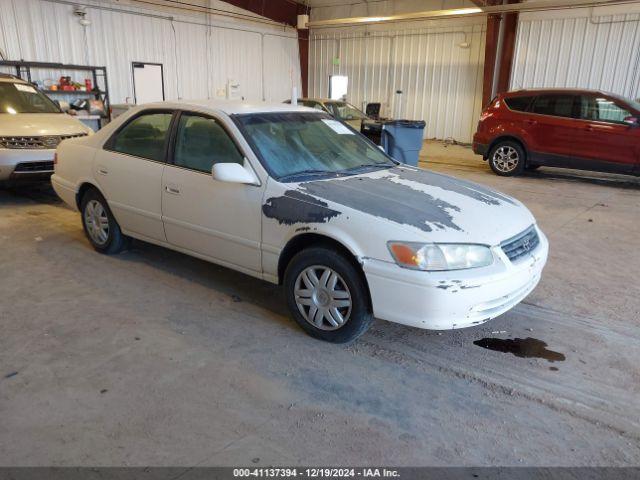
<box><xmin>531</xmin><ymin>95</ymin><xmax>579</xmax><ymax>119</ymax></box>
<box><xmin>504</xmin><ymin>96</ymin><xmax>534</xmax><ymax>112</ymax></box>
<box><xmin>110</xmin><ymin>112</ymin><xmax>173</xmax><ymax>162</ymax></box>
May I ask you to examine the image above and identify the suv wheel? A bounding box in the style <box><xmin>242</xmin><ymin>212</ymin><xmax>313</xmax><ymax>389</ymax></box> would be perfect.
<box><xmin>489</xmin><ymin>140</ymin><xmax>525</xmax><ymax>176</ymax></box>
<box><xmin>284</xmin><ymin>247</ymin><xmax>374</xmax><ymax>343</ymax></box>
<box><xmin>81</xmin><ymin>188</ymin><xmax>130</xmax><ymax>254</ymax></box>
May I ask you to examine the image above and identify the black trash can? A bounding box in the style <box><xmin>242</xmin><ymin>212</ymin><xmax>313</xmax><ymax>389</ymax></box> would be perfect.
<box><xmin>380</xmin><ymin>120</ymin><xmax>426</xmax><ymax>166</ymax></box>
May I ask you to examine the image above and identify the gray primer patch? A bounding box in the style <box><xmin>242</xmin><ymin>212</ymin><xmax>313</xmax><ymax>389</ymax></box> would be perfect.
<box><xmin>299</xmin><ymin>176</ymin><xmax>461</xmax><ymax>232</ymax></box>
<box><xmin>262</xmin><ymin>190</ymin><xmax>341</xmax><ymax>226</ymax></box>
<box><xmin>391</xmin><ymin>167</ymin><xmax>516</xmax><ymax>206</ymax></box>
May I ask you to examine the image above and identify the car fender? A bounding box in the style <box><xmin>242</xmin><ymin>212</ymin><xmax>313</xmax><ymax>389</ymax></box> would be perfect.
<box><xmin>282</xmin><ymin>222</ymin><xmax>367</xmax><ymax>261</ymax></box>
<box><xmin>487</xmin><ymin>125</ymin><xmax>531</xmax><ymax>157</ymax></box>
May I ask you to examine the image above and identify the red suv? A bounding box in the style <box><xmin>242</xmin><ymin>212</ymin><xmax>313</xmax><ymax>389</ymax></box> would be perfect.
<box><xmin>473</xmin><ymin>89</ymin><xmax>640</xmax><ymax>177</ymax></box>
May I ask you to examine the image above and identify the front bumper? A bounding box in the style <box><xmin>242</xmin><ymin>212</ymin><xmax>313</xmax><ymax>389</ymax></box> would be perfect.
<box><xmin>362</xmin><ymin>227</ymin><xmax>549</xmax><ymax>330</ymax></box>
<box><xmin>0</xmin><ymin>149</ymin><xmax>55</xmax><ymax>181</ymax></box>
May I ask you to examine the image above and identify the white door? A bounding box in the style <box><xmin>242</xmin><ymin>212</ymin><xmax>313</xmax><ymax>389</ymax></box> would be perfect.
<box><xmin>94</xmin><ymin>110</ymin><xmax>174</xmax><ymax>241</ymax></box>
<box><xmin>132</xmin><ymin>63</ymin><xmax>165</xmax><ymax>105</ymax></box>
<box><xmin>329</xmin><ymin>75</ymin><xmax>348</xmax><ymax>100</ymax></box>
<box><xmin>161</xmin><ymin>112</ymin><xmax>264</xmax><ymax>273</ymax></box>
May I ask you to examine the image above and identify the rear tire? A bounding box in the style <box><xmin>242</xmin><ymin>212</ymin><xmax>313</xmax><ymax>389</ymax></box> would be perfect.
<box><xmin>284</xmin><ymin>247</ymin><xmax>373</xmax><ymax>343</ymax></box>
<box><xmin>488</xmin><ymin>140</ymin><xmax>526</xmax><ymax>177</ymax></box>
<box><xmin>80</xmin><ymin>188</ymin><xmax>130</xmax><ymax>254</ymax></box>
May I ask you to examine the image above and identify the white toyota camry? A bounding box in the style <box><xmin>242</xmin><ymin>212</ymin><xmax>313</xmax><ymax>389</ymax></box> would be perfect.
<box><xmin>52</xmin><ymin>100</ymin><xmax>548</xmax><ymax>343</ymax></box>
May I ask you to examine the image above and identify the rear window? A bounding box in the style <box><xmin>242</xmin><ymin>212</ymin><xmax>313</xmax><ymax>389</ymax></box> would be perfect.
<box><xmin>504</xmin><ymin>96</ymin><xmax>534</xmax><ymax>112</ymax></box>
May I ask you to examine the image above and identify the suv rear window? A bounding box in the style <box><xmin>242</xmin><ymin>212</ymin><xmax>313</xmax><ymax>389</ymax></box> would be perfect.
<box><xmin>504</xmin><ymin>96</ymin><xmax>534</xmax><ymax>112</ymax></box>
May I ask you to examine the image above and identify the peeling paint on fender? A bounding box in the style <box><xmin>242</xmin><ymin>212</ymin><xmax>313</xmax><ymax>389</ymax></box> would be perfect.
<box><xmin>262</xmin><ymin>190</ymin><xmax>341</xmax><ymax>226</ymax></box>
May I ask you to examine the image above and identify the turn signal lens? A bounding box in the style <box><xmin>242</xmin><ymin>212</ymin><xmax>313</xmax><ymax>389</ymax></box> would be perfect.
<box><xmin>387</xmin><ymin>242</ymin><xmax>494</xmax><ymax>271</ymax></box>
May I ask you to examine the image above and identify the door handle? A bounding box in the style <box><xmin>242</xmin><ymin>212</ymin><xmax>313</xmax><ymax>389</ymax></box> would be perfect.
<box><xmin>165</xmin><ymin>185</ymin><xmax>181</xmax><ymax>195</ymax></box>
<box><xmin>97</xmin><ymin>168</ymin><xmax>108</xmax><ymax>175</ymax></box>
<box><xmin>585</xmin><ymin>126</ymin><xmax>595</xmax><ymax>132</ymax></box>
<box><xmin>525</xmin><ymin>119</ymin><xmax>537</xmax><ymax>126</ymax></box>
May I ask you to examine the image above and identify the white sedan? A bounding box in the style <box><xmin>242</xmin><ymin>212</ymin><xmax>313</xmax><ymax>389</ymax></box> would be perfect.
<box><xmin>52</xmin><ymin>100</ymin><xmax>548</xmax><ymax>343</ymax></box>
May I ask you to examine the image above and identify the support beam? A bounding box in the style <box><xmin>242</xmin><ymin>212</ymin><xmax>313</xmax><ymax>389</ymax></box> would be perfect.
<box><xmin>477</xmin><ymin>0</ymin><xmax>521</xmax><ymax>106</ymax></box>
<box><xmin>497</xmin><ymin>10</ymin><xmax>519</xmax><ymax>94</ymax></box>
<box><xmin>482</xmin><ymin>12</ymin><xmax>501</xmax><ymax>107</ymax></box>
<box><xmin>298</xmin><ymin>28</ymin><xmax>310</xmax><ymax>98</ymax></box>
<box><xmin>219</xmin><ymin>0</ymin><xmax>300</xmax><ymax>27</ymax></box>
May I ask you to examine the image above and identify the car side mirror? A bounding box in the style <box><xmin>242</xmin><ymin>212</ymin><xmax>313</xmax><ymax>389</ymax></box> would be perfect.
<box><xmin>624</xmin><ymin>116</ymin><xmax>639</xmax><ymax>127</ymax></box>
<box><xmin>212</xmin><ymin>162</ymin><xmax>259</xmax><ymax>185</ymax></box>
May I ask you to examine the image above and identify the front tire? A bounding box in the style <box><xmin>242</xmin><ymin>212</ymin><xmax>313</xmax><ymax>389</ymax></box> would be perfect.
<box><xmin>284</xmin><ymin>247</ymin><xmax>373</xmax><ymax>343</ymax></box>
<box><xmin>489</xmin><ymin>140</ymin><xmax>526</xmax><ymax>177</ymax></box>
<box><xmin>80</xmin><ymin>188</ymin><xmax>130</xmax><ymax>254</ymax></box>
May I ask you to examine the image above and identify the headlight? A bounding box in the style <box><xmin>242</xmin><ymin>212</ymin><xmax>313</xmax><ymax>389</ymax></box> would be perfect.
<box><xmin>387</xmin><ymin>242</ymin><xmax>494</xmax><ymax>271</ymax></box>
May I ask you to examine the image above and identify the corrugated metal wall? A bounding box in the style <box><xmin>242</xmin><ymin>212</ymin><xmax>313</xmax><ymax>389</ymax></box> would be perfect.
<box><xmin>0</xmin><ymin>0</ymin><xmax>301</xmax><ymax>105</ymax></box>
<box><xmin>310</xmin><ymin>21</ymin><xmax>486</xmax><ymax>143</ymax></box>
<box><xmin>511</xmin><ymin>7</ymin><xmax>640</xmax><ymax>100</ymax></box>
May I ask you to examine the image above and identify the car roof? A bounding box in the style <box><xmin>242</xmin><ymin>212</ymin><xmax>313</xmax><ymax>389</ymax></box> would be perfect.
<box><xmin>139</xmin><ymin>99</ymin><xmax>320</xmax><ymax>115</ymax></box>
<box><xmin>297</xmin><ymin>98</ymin><xmax>352</xmax><ymax>103</ymax></box>
<box><xmin>504</xmin><ymin>87</ymin><xmax>614</xmax><ymax>97</ymax></box>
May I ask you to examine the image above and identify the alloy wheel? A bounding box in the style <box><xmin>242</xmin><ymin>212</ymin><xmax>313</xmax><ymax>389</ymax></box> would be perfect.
<box><xmin>492</xmin><ymin>145</ymin><xmax>520</xmax><ymax>173</ymax></box>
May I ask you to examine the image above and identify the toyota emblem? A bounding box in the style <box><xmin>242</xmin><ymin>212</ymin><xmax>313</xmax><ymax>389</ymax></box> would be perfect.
<box><xmin>43</xmin><ymin>136</ymin><xmax>60</xmax><ymax>148</ymax></box>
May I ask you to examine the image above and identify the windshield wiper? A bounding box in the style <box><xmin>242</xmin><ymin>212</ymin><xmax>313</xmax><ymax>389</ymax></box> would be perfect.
<box><xmin>277</xmin><ymin>169</ymin><xmax>335</xmax><ymax>182</ymax></box>
<box><xmin>337</xmin><ymin>163</ymin><xmax>393</xmax><ymax>174</ymax></box>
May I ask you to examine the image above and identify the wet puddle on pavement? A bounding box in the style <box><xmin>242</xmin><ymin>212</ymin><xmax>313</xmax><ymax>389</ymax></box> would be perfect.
<box><xmin>473</xmin><ymin>337</ymin><xmax>566</xmax><ymax>363</ymax></box>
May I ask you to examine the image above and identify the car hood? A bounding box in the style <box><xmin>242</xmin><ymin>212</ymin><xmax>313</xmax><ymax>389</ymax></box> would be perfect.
<box><xmin>288</xmin><ymin>165</ymin><xmax>536</xmax><ymax>245</ymax></box>
<box><xmin>0</xmin><ymin>113</ymin><xmax>92</xmax><ymax>136</ymax></box>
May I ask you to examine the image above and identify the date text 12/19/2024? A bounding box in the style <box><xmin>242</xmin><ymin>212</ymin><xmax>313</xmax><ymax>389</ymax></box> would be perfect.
<box><xmin>233</xmin><ymin>468</ymin><xmax>400</xmax><ymax>478</ymax></box>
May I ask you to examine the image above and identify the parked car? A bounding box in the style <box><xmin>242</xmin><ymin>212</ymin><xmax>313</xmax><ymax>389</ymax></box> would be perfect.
<box><xmin>284</xmin><ymin>98</ymin><xmax>369</xmax><ymax>130</ymax></box>
<box><xmin>0</xmin><ymin>74</ymin><xmax>92</xmax><ymax>184</ymax></box>
<box><xmin>473</xmin><ymin>88</ymin><xmax>640</xmax><ymax>176</ymax></box>
<box><xmin>52</xmin><ymin>100</ymin><xmax>548</xmax><ymax>343</ymax></box>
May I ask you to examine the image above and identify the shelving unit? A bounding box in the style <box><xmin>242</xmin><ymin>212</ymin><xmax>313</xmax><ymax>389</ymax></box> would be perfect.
<box><xmin>0</xmin><ymin>60</ymin><xmax>112</xmax><ymax>126</ymax></box>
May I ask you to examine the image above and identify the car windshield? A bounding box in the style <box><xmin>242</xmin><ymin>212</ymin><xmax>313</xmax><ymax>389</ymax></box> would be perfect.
<box><xmin>627</xmin><ymin>98</ymin><xmax>640</xmax><ymax>112</ymax></box>
<box><xmin>324</xmin><ymin>101</ymin><xmax>367</xmax><ymax>121</ymax></box>
<box><xmin>236</xmin><ymin>112</ymin><xmax>395</xmax><ymax>181</ymax></box>
<box><xmin>606</xmin><ymin>92</ymin><xmax>640</xmax><ymax>113</ymax></box>
<box><xmin>0</xmin><ymin>82</ymin><xmax>61</xmax><ymax>114</ymax></box>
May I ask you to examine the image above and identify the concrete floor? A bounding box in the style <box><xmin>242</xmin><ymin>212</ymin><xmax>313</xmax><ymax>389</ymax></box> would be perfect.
<box><xmin>1</xmin><ymin>142</ymin><xmax>639</xmax><ymax>466</ymax></box>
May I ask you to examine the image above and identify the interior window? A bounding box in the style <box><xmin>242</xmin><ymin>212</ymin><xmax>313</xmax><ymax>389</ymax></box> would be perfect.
<box><xmin>173</xmin><ymin>114</ymin><xmax>244</xmax><ymax>173</ymax></box>
<box><xmin>504</xmin><ymin>96</ymin><xmax>534</xmax><ymax>112</ymax></box>
<box><xmin>531</xmin><ymin>95</ymin><xmax>578</xmax><ymax>118</ymax></box>
<box><xmin>580</xmin><ymin>96</ymin><xmax>631</xmax><ymax>123</ymax></box>
<box><xmin>111</xmin><ymin>112</ymin><xmax>172</xmax><ymax>161</ymax></box>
